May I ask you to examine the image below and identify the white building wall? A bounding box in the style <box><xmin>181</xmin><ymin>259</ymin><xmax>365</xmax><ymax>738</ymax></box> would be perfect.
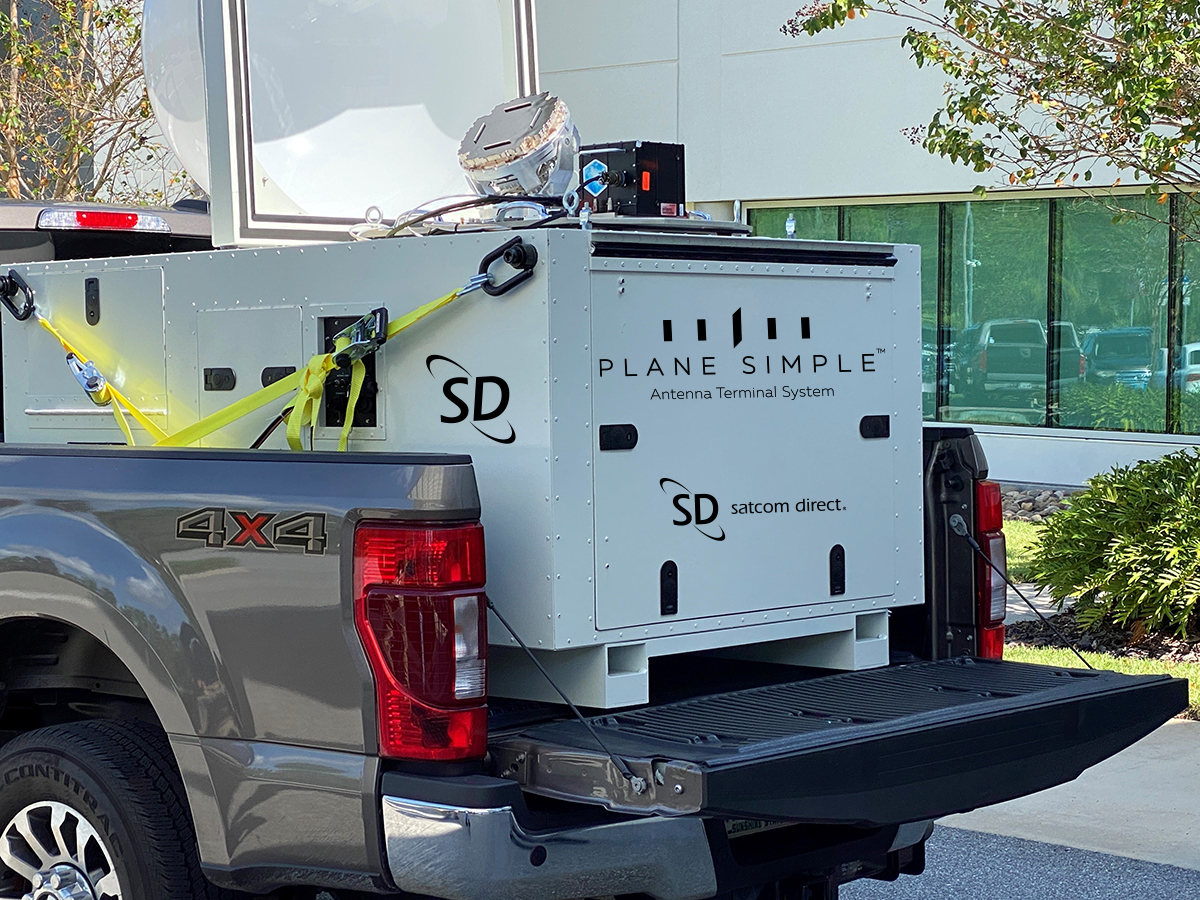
<box><xmin>537</xmin><ymin>0</ymin><xmax>982</xmax><ymax>204</ymax></box>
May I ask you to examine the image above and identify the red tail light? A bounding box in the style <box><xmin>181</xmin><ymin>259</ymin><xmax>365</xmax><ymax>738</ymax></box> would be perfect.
<box><xmin>1079</xmin><ymin>354</ymin><xmax>1087</xmax><ymax>378</ymax></box>
<box><xmin>978</xmin><ymin>624</ymin><xmax>1005</xmax><ymax>659</ymax></box>
<box><xmin>979</xmin><ymin>348</ymin><xmax>988</xmax><ymax>372</ymax></box>
<box><xmin>1187</xmin><ymin>373</ymin><xmax>1200</xmax><ymax>384</ymax></box>
<box><xmin>975</xmin><ymin>479</ymin><xmax>1003</xmax><ymax>533</ymax></box>
<box><xmin>353</xmin><ymin>521</ymin><xmax>487</xmax><ymax>761</ymax></box>
<box><xmin>974</xmin><ymin>480</ymin><xmax>1006</xmax><ymax>659</ymax></box>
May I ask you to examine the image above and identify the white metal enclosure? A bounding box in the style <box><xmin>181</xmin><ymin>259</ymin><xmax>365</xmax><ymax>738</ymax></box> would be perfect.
<box><xmin>2</xmin><ymin>230</ymin><xmax>924</xmax><ymax>706</ymax></box>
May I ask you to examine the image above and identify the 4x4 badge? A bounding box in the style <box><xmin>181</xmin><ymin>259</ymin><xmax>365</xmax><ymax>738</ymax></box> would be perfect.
<box><xmin>176</xmin><ymin>507</ymin><xmax>328</xmax><ymax>555</ymax></box>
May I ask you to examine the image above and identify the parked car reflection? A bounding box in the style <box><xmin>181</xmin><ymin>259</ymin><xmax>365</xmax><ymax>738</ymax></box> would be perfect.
<box><xmin>1150</xmin><ymin>343</ymin><xmax>1200</xmax><ymax>392</ymax></box>
<box><xmin>952</xmin><ymin>318</ymin><xmax>1082</xmax><ymax>403</ymax></box>
<box><xmin>1082</xmin><ymin>327</ymin><xmax>1154</xmax><ymax>389</ymax></box>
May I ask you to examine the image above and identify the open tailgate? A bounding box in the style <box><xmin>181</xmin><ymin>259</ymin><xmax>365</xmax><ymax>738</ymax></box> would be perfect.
<box><xmin>489</xmin><ymin>659</ymin><xmax>1185</xmax><ymax>826</ymax></box>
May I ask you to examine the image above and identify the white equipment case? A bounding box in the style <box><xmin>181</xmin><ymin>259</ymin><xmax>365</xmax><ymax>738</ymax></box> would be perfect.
<box><xmin>2</xmin><ymin>229</ymin><xmax>924</xmax><ymax>707</ymax></box>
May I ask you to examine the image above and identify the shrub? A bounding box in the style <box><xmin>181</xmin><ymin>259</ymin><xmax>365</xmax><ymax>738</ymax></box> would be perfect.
<box><xmin>1032</xmin><ymin>449</ymin><xmax>1200</xmax><ymax>637</ymax></box>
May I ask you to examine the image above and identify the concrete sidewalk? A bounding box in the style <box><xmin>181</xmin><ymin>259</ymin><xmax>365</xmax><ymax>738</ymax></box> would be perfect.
<box><xmin>1005</xmin><ymin>583</ymin><xmax>1059</xmax><ymax>622</ymax></box>
<box><xmin>942</xmin><ymin>720</ymin><xmax>1200</xmax><ymax>871</ymax></box>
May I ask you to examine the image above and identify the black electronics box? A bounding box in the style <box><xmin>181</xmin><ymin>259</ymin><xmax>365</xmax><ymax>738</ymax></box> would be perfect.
<box><xmin>579</xmin><ymin>141</ymin><xmax>685</xmax><ymax>217</ymax></box>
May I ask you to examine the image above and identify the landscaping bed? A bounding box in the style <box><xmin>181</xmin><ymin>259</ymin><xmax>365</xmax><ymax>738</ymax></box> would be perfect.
<box><xmin>1007</xmin><ymin>609</ymin><xmax>1200</xmax><ymax>662</ymax></box>
<box><xmin>1004</xmin><ymin>643</ymin><xmax>1200</xmax><ymax>720</ymax></box>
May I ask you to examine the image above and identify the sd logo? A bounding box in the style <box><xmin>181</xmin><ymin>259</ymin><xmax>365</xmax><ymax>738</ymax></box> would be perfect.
<box><xmin>660</xmin><ymin>478</ymin><xmax>725</xmax><ymax>542</ymax></box>
<box><xmin>427</xmin><ymin>355</ymin><xmax>516</xmax><ymax>445</ymax></box>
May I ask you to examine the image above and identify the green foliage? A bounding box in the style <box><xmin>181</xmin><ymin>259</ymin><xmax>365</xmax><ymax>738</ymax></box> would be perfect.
<box><xmin>1032</xmin><ymin>449</ymin><xmax>1200</xmax><ymax>637</ymax></box>
<box><xmin>783</xmin><ymin>0</ymin><xmax>1200</xmax><ymax>231</ymax></box>
<box><xmin>1059</xmin><ymin>384</ymin><xmax>1167</xmax><ymax>432</ymax></box>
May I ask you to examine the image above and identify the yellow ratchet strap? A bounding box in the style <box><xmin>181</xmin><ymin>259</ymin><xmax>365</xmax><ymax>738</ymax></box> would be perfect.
<box><xmin>164</xmin><ymin>282</ymin><xmax>474</xmax><ymax>450</ymax></box>
<box><xmin>38</xmin><ymin>316</ymin><xmax>168</xmax><ymax>445</ymax></box>
<box><xmin>284</xmin><ymin>350</ymin><xmax>340</xmax><ymax>451</ymax></box>
<box><xmin>285</xmin><ymin>285</ymin><xmax>466</xmax><ymax>450</ymax></box>
<box><xmin>155</xmin><ymin>367</ymin><xmax>307</xmax><ymax>448</ymax></box>
<box><xmin>339</xmin><ymin>359</ymin><xmax>366</xmax><ymax>452</ymax></box>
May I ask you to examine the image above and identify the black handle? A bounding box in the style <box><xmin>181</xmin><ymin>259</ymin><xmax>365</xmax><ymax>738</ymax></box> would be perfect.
<box><xmin>479</xmin><ymin>237</ymin><xmax>538</xmax><ymax>297</ymax></box>
<box><xmin>0</xmin><ymin>269</ymin><xmax>34</xmax><ymax>321</ymax></box>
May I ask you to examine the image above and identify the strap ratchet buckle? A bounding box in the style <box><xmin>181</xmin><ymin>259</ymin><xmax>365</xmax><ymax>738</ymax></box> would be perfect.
<box><xmin>332</xmin><ymin>307</ymin><xmax>389</xmax><ymax>369</ymax></box>
<box><xmin>66</xmin><ymin>354</ymin><xmax>109</xmax><ymax>405</ymax></box>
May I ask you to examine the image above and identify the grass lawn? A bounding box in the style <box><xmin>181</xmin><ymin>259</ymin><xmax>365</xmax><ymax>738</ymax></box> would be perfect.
<box><xmin>1004</xmin><ymin>519</ymin><xmax>1042</xmax><ymax>583</ymax></box>
<box><xmin>1004</xmin><ymin>643</ymin><xmax>1200</xmax><ymax>719</ymax></box>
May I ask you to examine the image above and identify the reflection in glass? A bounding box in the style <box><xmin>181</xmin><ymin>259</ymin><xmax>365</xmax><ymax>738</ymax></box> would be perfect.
<box><xmin>1058</xmin><ymin>198</ymin><xmax>1169</xmax><ymax>432</ymax></box>
<box><xmin>943</xmin><ymin>200</ymin><xmax>1050</xmax><ymax>426</ymax></box>
<box><xmin>748</xmin><ymin>194</ymin><xmax>1191</xmax><ymax>435</ymax></box>
<box><xmin>748</xmin><ymin>207</ymin><xmax>839</xmax><ymax>241</ymax></box>
<box><xmin>1176</xmin><ymin>209</ymin><xmax>1200</xmax><ymax>432</ymax></box>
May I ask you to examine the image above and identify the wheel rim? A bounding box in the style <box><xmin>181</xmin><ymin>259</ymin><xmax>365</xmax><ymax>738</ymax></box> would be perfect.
<box><xmin>0</xmin><ymin>801</ymin><xmax>121</xmax><ymax>900</ymax></box>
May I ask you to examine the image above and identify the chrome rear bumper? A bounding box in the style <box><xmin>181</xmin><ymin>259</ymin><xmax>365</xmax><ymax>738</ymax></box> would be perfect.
<box><xmin>381</xmin><ymin>796</ymin><xmax>718</xmax><ymax>900</ymax></box>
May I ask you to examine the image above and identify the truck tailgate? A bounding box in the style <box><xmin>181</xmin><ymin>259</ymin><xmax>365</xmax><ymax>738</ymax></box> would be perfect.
<box><xmin>489</xmin><ymin>658</ymin><xmax>1185</xmax><ymax>825</ymax></box>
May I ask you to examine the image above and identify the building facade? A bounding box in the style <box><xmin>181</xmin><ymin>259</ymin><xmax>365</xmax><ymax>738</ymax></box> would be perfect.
<box><xmin>537</xmin><ymin>0</ymin><xmax>1200</xmax><ymax>485</ymax></box>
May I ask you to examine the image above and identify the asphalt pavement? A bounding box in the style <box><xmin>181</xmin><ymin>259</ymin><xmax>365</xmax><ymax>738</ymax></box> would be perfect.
<box><xmin>846</xmin><ymin>721</ymin><xmax>1200</xmax><ymax>898</ymax></box>
<box><xmin>842</xmin><ymin>827</ymin><xmax>1200</xmax><ymax>900</ymax></box>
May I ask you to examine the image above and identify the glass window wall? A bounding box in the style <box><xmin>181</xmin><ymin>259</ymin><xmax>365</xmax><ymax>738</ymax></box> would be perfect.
<box><xmin>1177</xmin><ymin>200</ymin><xmax>1200</xmax><ymax>433</ymax></box>
<box><xmin>943</xmin><ymin>200</ymin><xmax>1050</xmax><ymax>427</ymax></box>
<box><xmin>1057</xmin><ymin>197</ymin><xmax>1169</xmax><ymax>433</ymax></box>
<box><xmin>749</xmin><ymin>194</ymin><xmax>1185</xmax><ymax>436</ymax></box>
<box><xmin>747</xmin><ymin>206</ymin><xmax>838</xmax><ymax>241</ymax></box>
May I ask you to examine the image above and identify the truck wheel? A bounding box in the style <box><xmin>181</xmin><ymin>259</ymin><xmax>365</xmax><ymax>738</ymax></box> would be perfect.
<box><xmin>0</xmin><ymin>719</ymin><xmax>227</xmax><ymax>900</ymax></box>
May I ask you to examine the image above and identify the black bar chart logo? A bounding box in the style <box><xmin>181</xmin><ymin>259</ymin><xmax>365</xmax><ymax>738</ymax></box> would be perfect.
<box><xmin>659</xmin><ymin>310</ymin><xmax>807</xmax><ymax>345</ymax></box>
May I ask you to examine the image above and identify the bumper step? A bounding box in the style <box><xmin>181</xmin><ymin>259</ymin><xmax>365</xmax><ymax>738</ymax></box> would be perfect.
<box><xmin>489</xmin><ymin>658</ymin><xmax>1186</xmax><ymax>825</ymax></box>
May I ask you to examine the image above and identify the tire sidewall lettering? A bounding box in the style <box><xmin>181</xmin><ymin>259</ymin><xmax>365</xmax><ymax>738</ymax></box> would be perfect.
<box><xmin>0</xmin><ymin>758</ymin><xmax>125</xmax><ymax>862</ymax></box>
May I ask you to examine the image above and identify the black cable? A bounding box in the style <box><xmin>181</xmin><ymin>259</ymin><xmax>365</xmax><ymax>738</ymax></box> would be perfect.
<box><xmin>578</xmin><ymin>172</ymin><xmax>614</xmax><ymax>192</ymax></box>
<box><xmin>250</xmin><ymin>406</ymin><xmax>293</xmax><ymax>449</ymax></box>
<box><xmin>387</xmin><ymin>172</ymin><xmax>616</xmax><ymax>237</ymax></box>
<box><xmin>512</xmin><ymin>174</ymin><xmax>612</xmax><ymax>230</ymax></box>
<box><xmin>513</xmin><ymin>210</ymin><xmax>568</xmax><ymax>230</ymax></box>
<box><xmin>949</xmin><ymin>514</ymin><xmax>1094</xmax><ymax>669</ymax></box>
<box><xmin>485</xmin><ymin>598</ymin><xmax>645</xmax><ymax>791</ymax></box>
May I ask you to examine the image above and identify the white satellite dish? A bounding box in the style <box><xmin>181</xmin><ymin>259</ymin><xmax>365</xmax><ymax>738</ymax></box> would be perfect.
<box><xmin>145</xmin><ymin>0</ymin><xmax>537</xmax><ymax>245</ymax></box>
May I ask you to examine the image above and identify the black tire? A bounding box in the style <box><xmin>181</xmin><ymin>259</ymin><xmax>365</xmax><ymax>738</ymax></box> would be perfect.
<box><xmin>0</xmin><ymin>719</ymin><xmax>231</xmax><ymax>900</ymax></box>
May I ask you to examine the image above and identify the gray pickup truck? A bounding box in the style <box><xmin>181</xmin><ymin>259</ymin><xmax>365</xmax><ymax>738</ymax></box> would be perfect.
<box><xmin>0</xmin><ymin>432</ymin><xmax>1180</xmax><ymax>900</ymax></box>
